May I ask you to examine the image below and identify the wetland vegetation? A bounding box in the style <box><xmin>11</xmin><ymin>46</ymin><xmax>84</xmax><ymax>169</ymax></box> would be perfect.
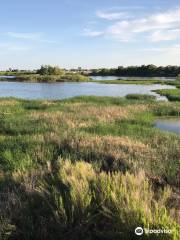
<box><xmin>153</xmin><ymin>89</ymin><xmax>180</xmax><ymax>101</ymax></box>
<box><xmin>0</xmin><ymin>65</ymin><xmax>180</xmax><ymax>239</ymax></box>
<box><xmin>0</xmin><ymin>96</ymin><xmax>179</xmax><ymax>240</ymax></box>
<box><xmin>0</xmin><ymin>65</ymin><xmax>90</xmax><ymax>83</ymax></box>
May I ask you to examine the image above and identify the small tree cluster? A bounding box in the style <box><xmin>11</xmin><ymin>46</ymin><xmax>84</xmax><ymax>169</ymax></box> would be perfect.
<box><xmin>37</xmin><ymin>65</ymin><xmax>65</xmax><ymax>75</ymax></box>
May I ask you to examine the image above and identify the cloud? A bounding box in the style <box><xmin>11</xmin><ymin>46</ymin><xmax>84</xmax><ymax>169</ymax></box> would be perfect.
<box><xmin>5</xmin><ymin>32</ymin><xmax>42</xmax><ymax>40</ymax></box>
<box><xmin>83</xmin><ymin>28</ymin><xmax>103</xmax><ymax>37</ymax></box>
<box><xmin>107</xmin><ymin>7</ymin><xmax>180</xmax><ymax>41</ymax></box>
<box><xmin>85</xmin><ymin>7</ymin><xmax>180</xmax><ymax>42</ymax></box>
<box><xmin>4</xmin><ymin>32</ymin><xmax>57</xmax><ymax>44</ymax></box>
<box><xmin>150</xmin><ymin>29</ymin><xmax>180</xmax><ymax>42</ymax></box>
<box><xmin>96</xmin><ymin>10</ymin><xmax>128</xmax><ymax>20</ymax></box>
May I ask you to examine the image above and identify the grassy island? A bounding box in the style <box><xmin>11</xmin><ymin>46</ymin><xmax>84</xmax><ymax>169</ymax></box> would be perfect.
<box><xmin>14</xmin><ymin>73</ymin><xmax>90</xmax><ymax>83</ymax></box>
<box><xmin>0</xmin><ymin>96</ymin><xmax>179</xmax><ymax>239</ymax></box>
<box><xmin>0</xmin><ymin>65</ymin><xmax>90</xmax><ymax>83</ymax></box>
<box><xmin>153</xmin><ymin>89</ymin><xmax>180</xmax><ymax>101</ymax></box>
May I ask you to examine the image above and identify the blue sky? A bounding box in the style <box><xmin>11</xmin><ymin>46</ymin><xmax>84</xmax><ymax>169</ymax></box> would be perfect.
<box><xmin>0</xmin><ymin>0</ymin><xmax>180</xmax><ymax>69</ymax></box>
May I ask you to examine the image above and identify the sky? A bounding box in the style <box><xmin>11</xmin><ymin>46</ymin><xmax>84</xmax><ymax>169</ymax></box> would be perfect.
<box><xmin>0</xmin><ymin>0</ymin><xmax>180</xmax><ymax>69</ymax></box>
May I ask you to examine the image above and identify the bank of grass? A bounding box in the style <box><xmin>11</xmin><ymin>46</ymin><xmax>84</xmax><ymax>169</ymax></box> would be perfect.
<box><xmin>167</xmin><ymin>80</ymin><xmax>180</xmax><ymax>89</ymax></box>
<box><xmin>153</xmin><ymin>89</ymin><xmax>180</xmax><ymax>101</ymax></box>
<box><xmin>0</xmin><ymin>73</ymin><xmax>90</xmax><ymax>83</ymax></box>
<box><xmin>15</xmin><ymin>73</ymin><xmax>90</xmax><ymax>82</ymax></box>
<box><xmin>0</xmin><ymin>96</ymin><xmax>179</xmax><ymax>239</ymax></box>
<box><xmin>0</xmin><ymin>71</ymin><xmax>35</xmax><ymax>76</ymax></box>
<box><xmin>91</xmin><ymin>79</ymin><xmax>163</xmax><ymax>85</ymax></box>
<box><xmin>93</xmin><ymin>78</ymin><xmax>170</xmax><ymax>85</ymax></box>
<box><xmin>126</xmin><ymin>94</ymin><xmax>156</xmax><ymax>101</ymax></box>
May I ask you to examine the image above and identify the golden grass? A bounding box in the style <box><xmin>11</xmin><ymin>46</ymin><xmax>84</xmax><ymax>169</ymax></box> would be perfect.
<box><xmin>0</xmin><ymin>99</ymin><xmax>19</xmax><ymax>106</ymax></box>
<box><xmin>28</xmin><ymin>103</ymin><xmax>149</xmax><ymax>133</ymax></box>
<box><xmin>55</xmin><ymin>160</ymin><xmax>178</xmax><ymax>234</ymax></box>
<box><xmin>60</xmin><ymin>134</ymin><xmax>156</xmax><ymax>170</ymax></box>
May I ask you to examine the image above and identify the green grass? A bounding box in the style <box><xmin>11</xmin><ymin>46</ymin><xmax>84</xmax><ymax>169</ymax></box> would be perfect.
<box><xmin>15</xmin><ymin>73</ymin><xmax>90</xmax><ymax>82</ymax></box>
<box><xmin>0</xmin><ymin>73</ymin><xmax>90</xmax><ymax>83</ymax></box>
<box><xmin>90</xmin><ymin>78</ymin><xmax>179</xmax><ymax>85</ymax></box>
<box><xmin>166</xmin><ymin>80</ymin><xmax>180</xmax><ymax>89</ymax></box>
<box><xmin>91</xmin><ymin>79</ymin><xmax>163</xmax><ymax>85</ymax></box>
<box><xmin>0</xmin><ymin>96</ymin><xmax>179</xmax><ymax>239</ymax></box>
<box><xmin>0</xmin><ymin>71</ymin><xmax>35</xmax><ymax>76</ymax></box>
<box><xmin>126</xmin><ymin>94</ymin><xmax>156</xmax><ymax>101</ymax></box>
<box><xmin>153</xmin><ymin>89</ymin><xmax>180</xmax><ymax>101</ymax></box>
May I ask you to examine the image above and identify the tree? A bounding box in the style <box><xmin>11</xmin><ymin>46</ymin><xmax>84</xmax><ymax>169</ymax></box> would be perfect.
<box><xmin>37</xmin><ymin>65</ymin><xmax>64</xmax><ymax>75</ymax></box>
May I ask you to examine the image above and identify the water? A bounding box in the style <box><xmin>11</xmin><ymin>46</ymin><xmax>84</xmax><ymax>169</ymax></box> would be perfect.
<box><xmin>91</xmin><ymin>76</ymin><xmax>176</xmax><ymax>81</ymax></box>
<box><xmin>0</xmin><ymin>75</ymin><xmax>16</xmax><ymax>79</ymax></box>
<box><xmin>0</xmin><ymin>81</ymin><xmax>176</xmax><ymax>100</ymax></box>
<box><xmin>155</xmin><ymin>118</ymin><xmax>180</xmax><ymax>134</ymax></box>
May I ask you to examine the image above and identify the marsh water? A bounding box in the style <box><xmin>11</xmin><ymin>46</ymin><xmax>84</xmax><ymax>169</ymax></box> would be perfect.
<box><xmin>155</xmin><ymin>118</ymin><xmax>180</xmax><ymax>134</ymax></box>
<box><xmin>0</xmin><ymin>81</ymin><xmax>175</xmax><ymax>100</ymax></box>
<box><xmin>0</xmin><ymin>75</ymin><xmax>16</xmax><ymax>79</ymax></box>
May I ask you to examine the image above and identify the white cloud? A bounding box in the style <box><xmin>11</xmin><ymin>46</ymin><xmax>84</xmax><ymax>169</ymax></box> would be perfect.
<box><xmin>96</xmin><ymin>10</ymin><xmax>128</xmax><ymax>20</ymax></box>
<box><xmin>85</xmin><ymin>7</ymin><xmax>180</xmax><ymax>42</ymax></box>
<box><xmin>107</xmin><ymin>8</ymin><xmax>180</xmax><ymax>40</ymax></box>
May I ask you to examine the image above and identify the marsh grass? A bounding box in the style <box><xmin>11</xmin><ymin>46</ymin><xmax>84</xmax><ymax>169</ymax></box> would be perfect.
<box><xmin>126</xmin><ymin>94</ymin><xmax>156</xmax><ymax>101</ymax></box>
<box><xmin>154</xmin><ymin>89</ymin><xmax>180</xmax><ymax>102</ymax></box>
<box><xmin>91</xmin><ymin>79</ymin><xmax>164</xmax><ymax>85</ymax></box>
<box><xmin>38</xmin><ymin>160</ymin><xmax>179</xmax><ymax>240</ymax></box>
<box><xmin>0</xmin><ymin>96</ymin><xmax>179</xmax><ymax>239</ymax></box>
<box><xmin>9</xmin><ymin>73</ymin><xmax>90</xmax><ymax>83</ymax></box>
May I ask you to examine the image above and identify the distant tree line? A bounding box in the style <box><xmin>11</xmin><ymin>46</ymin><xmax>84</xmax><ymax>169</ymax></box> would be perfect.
<box><xmin>90</xmin><ymin>65</ymin><xmax>180</xmax><ymax>77</ymax></box>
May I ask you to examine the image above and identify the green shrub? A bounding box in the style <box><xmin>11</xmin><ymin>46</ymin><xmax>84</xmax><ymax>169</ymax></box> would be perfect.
<box><xmin>126</xmin><ymin>94</ymin><xmax>156</xmax><ymax>101</ymax></box>
<box><xmin>39</xmin><ymin>160</ymin><xmax>179</xmax><ymax>240</ymax></box>
<box><xmin>37</xmin><ymin>65</ymin><xmax>65</xmax><ymax>75</ymax></box>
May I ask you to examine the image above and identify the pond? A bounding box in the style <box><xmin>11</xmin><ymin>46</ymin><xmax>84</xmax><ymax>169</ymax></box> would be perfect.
<box><xmin>155</xmin><ymin>118</ymin><xmax>180</xmax><ymax>134</ymax></box>
<box><xmin>0</xmin><ymin>81</ymin><xmax>175</xmax><ymax>100</ymax></box>
<box><xmin>91</xmin><ymin>76</ymin><xmax>176</xmax><ymax>81</ymax></box>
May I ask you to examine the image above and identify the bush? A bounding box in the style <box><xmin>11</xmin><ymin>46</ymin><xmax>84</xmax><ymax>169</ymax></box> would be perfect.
<box><xmin>126</xmin><ymin>94</ymin><xmax>156</xmax><ymax>101</ymax></box>
<box><xmin>39</xmin><ymin>160</ymin><xmax>179</xmax><ymax>240</ymax></box>
<box><xmin>37</xmin><ymin>65</ymin><xmax>65</xmax><ymax>75</ymax></box>
<box><xmin>176</xmin><ymin>74</ymin><xmax>180</xmax><ymax>81</ymax></box>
